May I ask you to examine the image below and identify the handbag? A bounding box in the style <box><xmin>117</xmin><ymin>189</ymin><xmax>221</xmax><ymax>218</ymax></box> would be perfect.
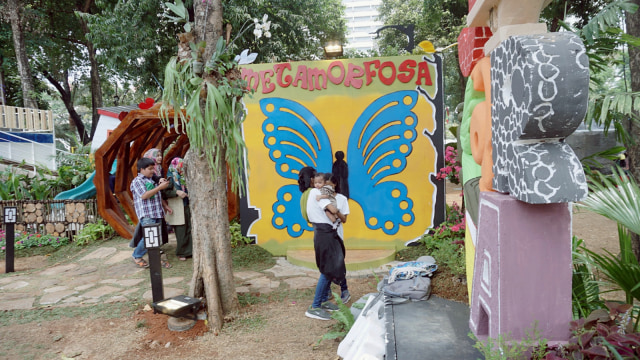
<box><xmin>165</xmin><ymin>196</ymin><xmax>185</xmax><ymax>226</ymax></box>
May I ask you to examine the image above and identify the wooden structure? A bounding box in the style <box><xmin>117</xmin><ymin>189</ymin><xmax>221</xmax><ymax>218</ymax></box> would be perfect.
<box><xmin>94</xmin><ymin>102</ymin><xmax>239</xmax><ymax>240</ymax></box>
<box><xmin>0</xmin><ymin>199</ymin><xmax>98</xmax><ymax>238</ymax></box>
<box><xmin>1</xmin><ymin>105</ymin><xmax>54</xmax><ymax>131</ymax></box>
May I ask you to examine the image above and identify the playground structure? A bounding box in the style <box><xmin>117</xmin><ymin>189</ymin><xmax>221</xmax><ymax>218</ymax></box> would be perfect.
<box><xmin>54</xmin><ymin>162</ymin><xmax>118</xmax><ymax>201</ymax></box>
<box><xmin>93</xmin><ymin>102</ymin><xmax>239</xmax><ymax>240</ymax></box>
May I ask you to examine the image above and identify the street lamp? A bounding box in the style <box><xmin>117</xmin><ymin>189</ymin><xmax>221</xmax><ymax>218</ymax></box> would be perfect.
<box><xmin>371</xmin><ymin>24</ymin><xmax>415</xmax><ymax>53</ymax></box>
<box><xmin>324</xmin><ymin>40</ymin><xmax>343</xmax><ymax>58</ymax></box>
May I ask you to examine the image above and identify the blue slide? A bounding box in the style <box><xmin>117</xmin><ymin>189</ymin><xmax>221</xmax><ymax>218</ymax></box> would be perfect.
<box><xmin>54</xmin><ymin>161</ymin><xmax>117</xmax><ymax>200</ymax></box>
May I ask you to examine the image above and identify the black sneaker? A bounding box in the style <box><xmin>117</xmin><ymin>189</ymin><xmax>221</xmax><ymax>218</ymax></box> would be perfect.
<box><xmin>305</xmin><ymin>306</ymin><xmax>332</xmax><ymax>320</ymax></box>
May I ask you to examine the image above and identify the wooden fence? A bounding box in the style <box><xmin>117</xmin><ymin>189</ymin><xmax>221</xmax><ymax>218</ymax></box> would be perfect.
<box><xmin>1</xmin><ymin>106</ymin><xmax>54</xmax><ymax>132</ymax></box>
<box><xmin>1</xmin><ymin>199</ymin><xmax>99</xmax><ymax>240</ymax></box>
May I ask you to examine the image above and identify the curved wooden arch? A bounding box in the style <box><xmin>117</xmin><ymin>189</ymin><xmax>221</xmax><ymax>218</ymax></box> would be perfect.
<box><xmin>94</xmin><ymin>103</ymin><xmax>239</xmax><ymax>239</ymax></box>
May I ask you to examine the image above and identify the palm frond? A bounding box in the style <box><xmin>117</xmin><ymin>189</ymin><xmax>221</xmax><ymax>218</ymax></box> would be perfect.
<box><xmin>580</xmin><ymin>167</ymin><xmax>640</xmax><ymax>235</ymax></box>
<box><xmin>572</xmin><ymin>237</ymin><xmax>605</xmax><ymax>319</ymax></box>
<box><xmin>580</xmin><ymin>145</ymin><xmax>626</xmax><ymax>170</ymax></box>
<box><xmin>584</xmin><ymin>92</ymin><xmax>640</xmax><ymax>143</ymax></box>
<box><xmin>582</xmin><ymin>246</ymin><xmax>640</xmax><ymax>305</ymax></box>
<box><xmin>582</xmin><ymin>0</ymin><xmax>639</xmax><ymax>44</ymax></box>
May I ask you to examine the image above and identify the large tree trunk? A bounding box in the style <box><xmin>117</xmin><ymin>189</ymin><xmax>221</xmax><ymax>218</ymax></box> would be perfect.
<box><xmin>625</xmin><ymin>1</ymin><xmax>640</xmax><ymax>261</ymax></box>
<box><xmin>185</xmin><ymin>0</ymin><xmax>238</xmax><ymax>333</ymax></box>
<box><xmin>79</xmin><ymin>0</ymin><xmax>101</xmax><ymax>141</ymax></box>
<box><xmin>7</xmin><ymin>0</ymin><xmax>38</xmax><ymax>109</ymax></box>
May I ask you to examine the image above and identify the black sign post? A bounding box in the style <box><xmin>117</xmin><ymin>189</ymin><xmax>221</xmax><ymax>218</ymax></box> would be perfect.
<box><xmin>4</xmin><ymin>207</ymin><xmax>17</xmax><ymax>273</ymax></box>
<box><xmin>143</xmin><ymin>222</ymin><xmax>164</xmax><ymax>303</ymax></box>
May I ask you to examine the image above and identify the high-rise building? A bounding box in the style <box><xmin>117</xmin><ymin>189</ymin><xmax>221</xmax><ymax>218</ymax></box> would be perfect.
<box><xmin>343</xmin><ymin>0</ymin><xmax>383</xmax><ymax>53</ymax></box>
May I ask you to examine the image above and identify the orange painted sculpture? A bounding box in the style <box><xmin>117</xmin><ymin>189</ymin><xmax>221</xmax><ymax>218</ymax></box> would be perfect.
<box><xmin>93</xmin><ymin>102</ymin><xmax>239</xmax><ymax>239</ymax></box>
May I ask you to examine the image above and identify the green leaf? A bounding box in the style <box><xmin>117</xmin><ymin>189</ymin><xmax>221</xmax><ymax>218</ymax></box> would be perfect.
<box><xmin>165</xmin><ymin>0</ymin><xmax>186</xmax><ymax>20</ymax></box>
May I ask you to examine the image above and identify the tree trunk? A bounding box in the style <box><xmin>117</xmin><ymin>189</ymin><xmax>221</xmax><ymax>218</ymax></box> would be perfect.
<box><xmin>42</xmin><ymin>70</ymin><xmax>90</xmax><ymax>144</ymax></box>
<box><xmin>185</xmin><ymin>0</ymin><xmax>238</xmax><ymax>333</ymax></box>
<box><xmin>625</xmin><ymin>1</ymin><xmax>640</xmax><ymax>261</ymax></box>
<box><xmin>7</xmin><ymin>0</ymin><xmax>38</xmax><ymax>109</ymax></box>
<box><xmin>78</xmin><ymin>0</ymin><xmax>101</xmax><ymax>141</ymax></box>
<box><xmin>0</xmin><ymin>56</ymin><xmax>6</xmax><ymax>106</ymax></box>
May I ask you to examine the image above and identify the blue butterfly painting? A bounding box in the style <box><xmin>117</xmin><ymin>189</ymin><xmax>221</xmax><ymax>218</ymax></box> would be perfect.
<box><xmin>261</xmin><ymin>90</ymin><xmax>422</xmax><ymax>237</ymax></box>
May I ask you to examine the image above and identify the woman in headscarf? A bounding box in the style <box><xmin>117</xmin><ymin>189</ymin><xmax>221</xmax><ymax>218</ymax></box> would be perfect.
<box><xmin>164</xmin><ymin>157</ymin><xmax>192</xmax><ymax>260</ymax></box>
<box><xmin>143</xmin><ymin>148</ymin><xmax>164</xmax><ymax>181</ymax></box>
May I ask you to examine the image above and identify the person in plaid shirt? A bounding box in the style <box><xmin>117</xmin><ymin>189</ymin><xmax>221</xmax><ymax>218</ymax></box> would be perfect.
<box><xmin>130</xmin><ymin>157</ymin><xmax>172</xmax><ymax>267</ymax></box>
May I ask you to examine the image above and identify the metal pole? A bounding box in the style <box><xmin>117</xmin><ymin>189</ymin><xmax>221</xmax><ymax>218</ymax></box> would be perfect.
<box><xmin>4</xmin><ymin>207</ymin><xmax>17</xmax><ymax>273</ymax></box>
<box><xmin>143</xmin><ymin>222</ymin><xmax>164</xmax><ymax>302</ymax></box>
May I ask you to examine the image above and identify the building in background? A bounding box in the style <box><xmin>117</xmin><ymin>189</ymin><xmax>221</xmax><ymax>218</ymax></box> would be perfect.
<box><xmin>343</xmin><ymin>0</ymin><xmax>383</xmax><ymax>53</ymax></box>
<box><xmin>0</xmin><ymin>106</ymin><xmax>56</xmax><ymax>171</ymax></box>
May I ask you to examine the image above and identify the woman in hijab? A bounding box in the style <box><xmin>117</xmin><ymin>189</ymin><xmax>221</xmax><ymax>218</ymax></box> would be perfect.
<box><xmin>143</xmin><ymin>148</ymin><xmax>164</xmax><ymax>182</ymax></box>
<box><xmin>164</xmin><ymin>157</ymin><xmax>192</xmax><ymax>260</ymax></box>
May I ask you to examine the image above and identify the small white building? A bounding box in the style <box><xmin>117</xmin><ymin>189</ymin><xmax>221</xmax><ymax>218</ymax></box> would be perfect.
<box><xmin>91</xmin><ymin>105</ymin><xmax>139</xmax><ymax>153</ymax></box>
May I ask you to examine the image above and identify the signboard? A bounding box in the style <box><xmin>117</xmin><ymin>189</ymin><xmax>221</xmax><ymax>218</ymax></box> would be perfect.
<box><xmin>240</xmin><ymin>55</ymin><xmax>445</xmax><ymax>255</ymax></box>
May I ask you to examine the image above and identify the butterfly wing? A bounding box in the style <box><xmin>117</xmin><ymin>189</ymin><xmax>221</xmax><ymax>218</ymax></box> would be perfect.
<box><xmin>347</xmin><ymin>90</ymin><xmax>419</xmax><ymax>235</ymax></box>
<box><xmin>261</xmin><ymin>98</ymin><xmax>333</xmax><ymax>237</ymax></box>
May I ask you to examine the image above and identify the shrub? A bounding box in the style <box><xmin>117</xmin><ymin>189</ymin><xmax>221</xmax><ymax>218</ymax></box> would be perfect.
<box><xmin>419</xmin><ymin>202</ymin><xmax>466</xmax><ymax>277</ymax></box>
<box><xmin>74</xmin><ymin>220</ymin><xmax>115</xmax><ymax>246</ymax></box>
<box><xmin>470</xmin><ymin>322</ymin><xmax>549</xmax><ymax>360</ymax></box>
<box><xmin>230</xmin><ymin>220</ymin><xmax>253</xmax><ymax>247</ymax></box>
<box><xmin>544</xmin><ymin>302</ymin><xmax>640</xmax><ymax>359</ymax></box>
<box><xmin>0</xmin><ymin>230</ymin><xmax>70</xmax><ymax>252</ymax></box>
<box><xmin>436</xmin><ymin>145</ymin><xmax>461</xmax><ymax>184</ymax></box>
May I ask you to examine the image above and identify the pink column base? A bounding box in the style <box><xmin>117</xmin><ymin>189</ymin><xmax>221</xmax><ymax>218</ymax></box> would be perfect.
<box><xmin>469</xmin><ymin>191</ymin><xmax>572</xmax><ymax>342</ymax></box>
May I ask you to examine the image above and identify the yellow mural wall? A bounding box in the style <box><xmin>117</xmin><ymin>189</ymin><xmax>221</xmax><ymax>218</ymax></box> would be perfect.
<box><xmin>240</xmin><ymin>55</ymin><xmax>445</xmax><ymax>256</ymax></box>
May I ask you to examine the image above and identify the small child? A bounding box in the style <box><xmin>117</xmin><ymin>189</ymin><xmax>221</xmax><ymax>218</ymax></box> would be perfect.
<box><xmin>314</xmin><ymin>173</ymin><xmax>338</xmax><ymax>223</ymax></box>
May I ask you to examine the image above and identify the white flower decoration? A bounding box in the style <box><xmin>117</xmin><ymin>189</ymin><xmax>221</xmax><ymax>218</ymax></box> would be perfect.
<box><xmin>235</xmin><ymin>49</ymin><xmax>258</xmax><ymax>65</ymax></box>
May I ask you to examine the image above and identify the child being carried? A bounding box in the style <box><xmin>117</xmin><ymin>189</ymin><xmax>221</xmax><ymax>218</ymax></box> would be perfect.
<box><xmin>314</xmin><ymin>172</ymin><xmax>339</xmax><ymax>223</ymax></box>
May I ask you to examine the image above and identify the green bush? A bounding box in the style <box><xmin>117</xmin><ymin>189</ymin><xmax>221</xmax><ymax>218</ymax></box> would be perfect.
<box><xmin>0</xmin><ymin>230</ymin><xmax>70</xmax><ymax>252</ymax></box>
<box><xmin>74</xmin><ymin>220</ymin><xmax>116</xmax><ymax>246</ymax></box>
<box><xmin>418</xmin><ymin>202</ymin><xmax>466</xmax><ymax>277</ymax></box>
<box><xmin>230</xmin><ymin>220</ymin><xmax>253</xmax><ymax>247</ymax></box>
<box><xmin>0</xmin><ymin>165</ymin><xmax>29</xmax><ymax>200</ymax></box>
<box><xmin>0</xmin><ymin>152</ymin><xmax>93</xmax><ymax>201</ymax></box>
<box><xmin>54</xmin><ymin>143</ymin><xmax>94</xmax><ymax>191</ymax></box>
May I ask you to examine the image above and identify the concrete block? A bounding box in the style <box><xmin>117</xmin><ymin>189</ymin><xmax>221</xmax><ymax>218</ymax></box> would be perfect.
<box><xmin>469</xmin><ymin>192</ymin><xmax>572</xmax><ymax>342</ymax></box>
<box><xmin>491</xmin><ymin>32</ymin><xmax>589</xmax><ymax>203</ymax></box>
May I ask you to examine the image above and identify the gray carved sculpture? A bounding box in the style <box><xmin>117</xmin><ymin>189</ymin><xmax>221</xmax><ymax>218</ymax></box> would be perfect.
<box><xmin>491</xmin><ymin>32</ymin><xmax>589</xmax><ymax>204</ymax></box>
